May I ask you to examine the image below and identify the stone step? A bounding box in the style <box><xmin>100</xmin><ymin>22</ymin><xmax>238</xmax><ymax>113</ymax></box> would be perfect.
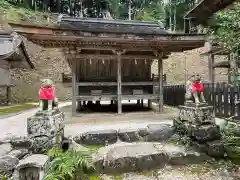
<box><xmin>73</xmin><ymin>123</ymin><xmax>175</xmax><ymax>145</ymax></box>
<box><xmin>93</xmin><ymin>142</ymin><xmax>210</xmax><ymax>173</ymax></box>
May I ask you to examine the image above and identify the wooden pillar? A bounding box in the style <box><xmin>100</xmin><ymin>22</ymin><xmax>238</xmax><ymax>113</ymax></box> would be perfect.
<box><xmin>207</xmin><ymin>42</ymin><xmax>215</xmax><ymax>105</ymax></box>
<box><xmin>158</xmin><ymin>55</ymin><xmax>163</xmax><ymax>113</ymax></box>
<box><xmin>117</xmin><ymin>52</ymin><xmax>122</xmax><ymax>114</ymax></box>
<box><xmin>148</xmin><ymin>100</ymin><xmax>152</xmax><ymax>109</ymax></box>
<box><xmin>77</xmin><ymin>101</ymin><xmax>81</xmax><ymax>111</ymax></box>
<box><xmin>141</xmin><ymin>99</ymin><xmax>144</xmax><ymax>108</ymax></box>
<box><xmin>72</xmin><ymin>60</ymin><xmax>77</xmax><ymax>115</ymax></box>
<box><xmin>6</xmin><ymin>86</ymin><xmax>11</xmax><ymax>105</ymax></box>
<box><xmin>137</xmin><ymin>100</ymin><xmax>140</xmax><ymax>105</ymax></box>
<box><xmin>96</xmin><ymin>101</ymin><xmax>100</xmax><ymax>105</ymax></box>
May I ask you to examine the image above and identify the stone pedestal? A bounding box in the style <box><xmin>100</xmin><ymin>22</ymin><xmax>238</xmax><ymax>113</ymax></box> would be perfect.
<box><xmin>174</xmin><ymin>104</ymin><xmax>224</xmax><ymax>158</ymax></box>
<box><xmin>27</xmin><ymin>108</ymin><xmax>64</xmax><ymax>153</ymax></box>
<box><xmin>179</xmin><ymin>104</ymin><xmax>215</xmax><ymax>125</ymax></box>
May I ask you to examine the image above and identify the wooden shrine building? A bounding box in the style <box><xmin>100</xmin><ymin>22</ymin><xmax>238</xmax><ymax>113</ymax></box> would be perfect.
<box><xmin>8</xmin><ymin>17</ymin><xmax>205</xmax><ymax>114</ymax></box>
<box><xmin>184</xmin><ymin>0</ymin><xmax>236</xmax><ymax>33</ymax></box>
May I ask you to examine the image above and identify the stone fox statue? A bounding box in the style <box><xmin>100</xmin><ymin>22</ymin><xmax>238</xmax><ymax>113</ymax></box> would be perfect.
<box><xmin>39</xmin><ymin>79</ymin><xmax>58</xmax><ymax>111</ymax></box>
<box><xmin>185</xmin><ymin>74</ymin><xmax>206</xmax><ymax>104</ymax></box>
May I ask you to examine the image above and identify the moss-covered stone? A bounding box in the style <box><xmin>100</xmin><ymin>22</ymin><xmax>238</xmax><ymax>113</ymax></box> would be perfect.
<box><xmin>222</xmin><ymin>121</ymin><xmax>240</xmax><ymax>163</ymax></box>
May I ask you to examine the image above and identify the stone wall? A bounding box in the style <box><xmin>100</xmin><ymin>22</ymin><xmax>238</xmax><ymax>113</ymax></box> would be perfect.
<box><xmin>10</xmin><ymin>40</ymin><xmax>72</xmax><ymax>103</ymax></box>
<box><xmin>152</xmin><ymin>43</ymin><xmax>229</xmax><ymax>84</ymax></box>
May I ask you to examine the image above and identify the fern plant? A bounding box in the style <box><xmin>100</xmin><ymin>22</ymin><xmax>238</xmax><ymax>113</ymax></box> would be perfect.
<box><xmin>44</xmin><ymin>147</ymin><xmax>95</xmax><ymax>180</ymax></box>
<box><xmin>0</xmin><ymin>172</ymin><xmax>10</xmax><ymax>180</ymax></box>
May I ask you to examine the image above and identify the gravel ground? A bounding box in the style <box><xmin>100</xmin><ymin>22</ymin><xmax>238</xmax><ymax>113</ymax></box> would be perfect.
<box><xmin>98</xmin><ymin>161</ymin><xmax>240</xmax><ymax>180</ymax></box>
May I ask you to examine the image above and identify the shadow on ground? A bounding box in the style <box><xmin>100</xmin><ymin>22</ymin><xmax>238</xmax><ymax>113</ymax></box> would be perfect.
<box><xmin>61</xmin><ymin>103</ymin><xmax>152</xmax><ymax>114</ymax></box>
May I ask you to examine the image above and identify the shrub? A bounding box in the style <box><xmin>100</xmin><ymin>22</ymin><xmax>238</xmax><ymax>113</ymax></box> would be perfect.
<box><xmin>44</xmin><ymin>147</ymin><xmax>95</xmax><ymax>180</ymax></box>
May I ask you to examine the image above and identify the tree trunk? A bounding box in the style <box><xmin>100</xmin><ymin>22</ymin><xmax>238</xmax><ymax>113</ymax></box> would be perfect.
<box><xmin>173</xmin><ymin>7</ymin><xmax>176</xmax><ymax>31</ymax></box>
<box><xmin>169</xmin><ymin>7</ymin><xmax>172</xmax><ymax>31</ymax></box>
<box><xmin>128</xmin><ymin>0</ymin><xmax>131</xmax><ymax>20</ymax></box>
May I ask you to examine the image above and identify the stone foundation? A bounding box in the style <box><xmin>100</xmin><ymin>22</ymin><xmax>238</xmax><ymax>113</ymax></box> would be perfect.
<box><xmin>175</xmin><ymin>104</ymin><xmax>224</xmax><ymax>158</ymax></box>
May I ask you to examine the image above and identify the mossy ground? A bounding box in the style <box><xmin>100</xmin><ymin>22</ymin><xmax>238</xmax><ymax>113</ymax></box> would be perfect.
<box><xmin>0</xmin><ymin>103</ymin><xmax>37</xmax><ymax>115</ymax></box>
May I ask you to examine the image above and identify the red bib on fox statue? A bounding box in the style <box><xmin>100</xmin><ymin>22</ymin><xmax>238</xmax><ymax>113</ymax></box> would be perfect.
<box><xmin>39</xmin><ymin>86</ymin><xmax>55</xmax><ymax>100</ymax></box>
<box><xmin>191</xmin><ymin>82</ymin><xmax>204</xmax><ymax>93</ymax></box>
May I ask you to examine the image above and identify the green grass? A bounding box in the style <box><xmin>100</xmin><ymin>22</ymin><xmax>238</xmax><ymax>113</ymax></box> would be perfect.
<box><xmin>84</xmin><ymin>145</ymin><xmax>105</xmax><ymax>151</ymax></box>
<box><xmin>89</xmin><ymin>176</ymin><xmax>102</xmax><ymax>180</ymax></box>
<box><xmin>0</xmin><ymin>0</ymin><xmax>54</xmax><ymax>25</ymax></box>
<box><xmin>0</xmin><ymin>103</ymin><xmax>37</xmax><ymax>115</ymax></box>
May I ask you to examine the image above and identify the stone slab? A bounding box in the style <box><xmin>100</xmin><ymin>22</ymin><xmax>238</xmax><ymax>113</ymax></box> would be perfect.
<box><xmin>144</xmin><ymin>124</ymin><xmax>174</xmax><ymax>142</ymax></box>
<box><xmin>191</xmin><ymin>124</ymin><xmax>221</xmax><ymax>142</ymax></box>
<box><xmin>179</xmin><ymin>105</ymin><xmax>215</xmax><ymax>125</ymax></box>
<box><xmin>0</xmin><ymin>155</ymin><xmax>19</xmax><ymax>172</ymax></box>
<box><xmin>74</xmin><ymin>129</ymin><xmax>118</xmax><ymax>145</ymax></box>
<box><xmin>0</xmin><ymin>135</ymin><xmax>33</xmax><ymax>149</ymax></box>
<box><xmin>191</xmin><ymin>140</ymin><xmax>225</xmax><ymax>158</ymax></box>
<box><xmin>0</xmin><ymin>143</ymin><xmax>12</xmax><ymax>156</ymax></box>
<box><xmin>94</xmin><ymin>142</ymin><xmax>210</xmax><ymax>173</ymax></box>
<box><xmin>206</xmin><ymin>140</ymin><xmax>225</xmax><ymax>158</ymax></box>
<box><xmin>154</xmin><ymin>143</ymin><xmax>209</xmax><ymax>165</ymax></box>
<box><xmin>173</xmin><ymin>119</ymin><xmax>221</xmax><ymax>142</ymax></box>
<box><xmin>118</xmin><ymin>128</ymin><xmax>142</xmax><ymax>142</ymax></box>
<box><xmin>8</xmin><ymin>149</ymin><xmax>28</xmax><ymax>159</ymax></box>
<box><xmin>16</xmin><ymin>154</ymin><xmax>48</xmax><ymax>170</ymax></box>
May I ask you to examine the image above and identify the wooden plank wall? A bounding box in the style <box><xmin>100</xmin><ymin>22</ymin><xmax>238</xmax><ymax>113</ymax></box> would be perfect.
<box><xmin>163</xmin><ymin>83</ymin><xmax>240</xmax><ymax>120</ymax></box>
<box><xmin>75</xmin><ymin>59</ymin><xmax>153</xmax><ymax>82</ymax></box>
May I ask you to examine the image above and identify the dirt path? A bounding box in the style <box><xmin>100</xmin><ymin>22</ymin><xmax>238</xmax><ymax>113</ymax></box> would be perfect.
<box><xmin>0</xmin><ymin>102</ymin><xmax>71</xmax><ymax>138</ymax></box>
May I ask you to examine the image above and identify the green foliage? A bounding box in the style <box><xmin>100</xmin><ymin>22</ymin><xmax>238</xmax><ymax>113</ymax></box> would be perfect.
<box><xmin>135</xmin><ymin>1</ymin><xmax>165</xmax><ymax>22</ymax></box>
<box><xmin>164</xmin><ymin>0</ymin><xmax>195</xmax><ymax>31</ymax></box>
<box><xmin>0</xmin><ymin>0</ymin><xmax>52</xmax><ymax>25</ymax></box>
<box><xmin>221</xmin><ymin>120</ymin><xmax>240</xmax><ymax>164</ymax></box>
<box><xmin>44</xmin><ymin>147</ymin><xmax>95</xmax><ymax>180</ymax></box>
<box><xmin>0</xmin><ymin>173</ymin><xmax>10</xmax><ymax>180</ymax></box>
<box><xmin>208</xmin><ymin>2</ymin><xmax>240</xmax><ymax>52</ymax></box>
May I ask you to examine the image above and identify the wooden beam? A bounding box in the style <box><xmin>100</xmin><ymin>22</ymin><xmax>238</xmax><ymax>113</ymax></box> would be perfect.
<box><xmin>158</xmin><ymin>54</ymin><xmax>164</xmax><ymax>113</ymax></box>
<box><xmin>117</xmin><ymin>51</ymin><xmax>122</xmax><ymax>114</ymax></box>
<box><xmin>74</xmin><ymin>46</ymin><xmax>154</xmax><ymax>52</ymax></box>
<box><xmin>25</xmin><ymin>33</ymin><xmax>206</xmax><ymax>44</ymax></box>
<box><xmin>208</xmin><ymin>54</ymin><xmax>214</xmax><ymax>82</ymax></box>
<box><xmin>72</xmin><ymin>60</ymin><xmax>77</xmax><ymax>115</ymax></box>
<box><xmin>76</xmin><ymin>82</ymin><xmax>158</xmax><ymax>86</ymax></box>
<box><xmin>64</xmin><ymin>45</ymin><xmax>156</xmax><ymax>52</ymax></box>
<box><xmin>76</xmin><ymin>94</ymin><xmax>158</xmax><ymax>101</ymax></box>
<box><xmin>66</xmin><ymin>54</ymin><xmax>156</xmax><ymax>60</ymax></box>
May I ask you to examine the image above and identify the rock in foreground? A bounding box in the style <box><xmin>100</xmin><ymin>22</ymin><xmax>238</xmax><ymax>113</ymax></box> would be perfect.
<box><xmin>94</xmin><ymin>142</ymin><xmax>210</xmax><ymax>173</ymax></box>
